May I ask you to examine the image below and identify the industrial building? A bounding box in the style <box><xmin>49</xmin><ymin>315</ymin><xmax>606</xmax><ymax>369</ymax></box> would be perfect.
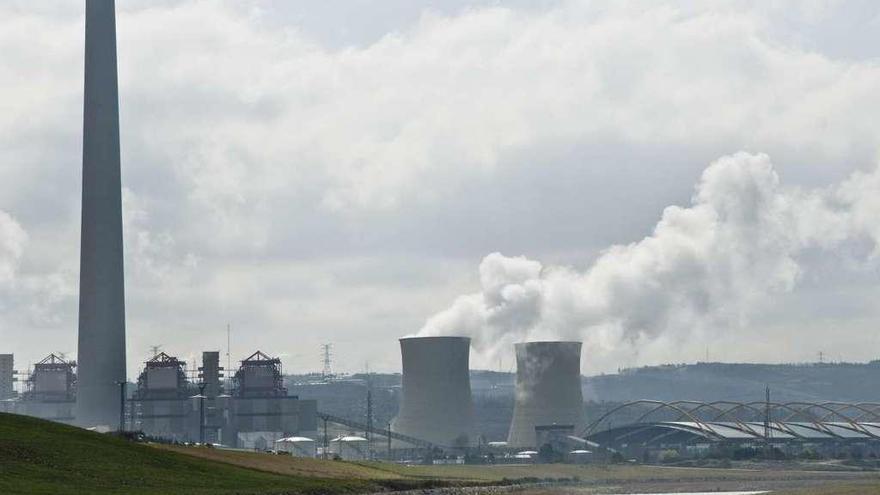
<box><xmin>0</xmin><ymin>348</ymin><xmax>315</xmax><ymax>449</ymax></box>
<box><xmin>225</xmin><ymin>351</ymin><xmax>317</xmax><ymax>449</ymax></box>
<box><xmin>507</xmin><ymin>341</ymin><xmax>585</xmax><ymax>448</ymax></box>
<box><xmin>12</xmin><ymin>354</ymin><xmax>78</xmax><ymax>424</ymax></box>
<box><xmin>198</xmin><ymin>351</ymin><xmax>223</xmax><ymax>398</ymax></box>
<box><xmin>391</xmin><ymin>336</ymin><xmax>475</xmax><ymax>448</ymax></box>
<box><xmin>0</xmin><ymin>354</ymin><xmax>15</xmax><ymax>400</ymax></box>
<box><xmin>584</xmin><ymin>400</ymin><xmax>880</xmax><ymax>460</ymax></box>
<box><xmin>131</xmin><ymin>352</ymin><xmax>196</xmax><ymax>441</ymax></box>
<box><xmin>129</xmin><ymin>350</ymin><xmax>316</xmax><ymax>448</ymax></box>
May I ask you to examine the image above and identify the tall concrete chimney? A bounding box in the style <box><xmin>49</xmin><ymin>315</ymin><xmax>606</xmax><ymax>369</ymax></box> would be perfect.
<box><xmin>391</xmin><ymin>336</ymin><xmax>474</xmax><ymax>447</ymax></box>
<box><xmin>507</xmin><ymin>341</ymin><xmax>584</xmax><ymax>448</ymax></box>
<box><xmin>76</xmin><ymin>0</ymin><xmax>127</xmax><ymax>427</ymax></box>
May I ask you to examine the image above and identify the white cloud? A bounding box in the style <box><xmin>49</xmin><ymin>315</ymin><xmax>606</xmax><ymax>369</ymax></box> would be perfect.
<box><xmin>2</xmin><ymin>1</ymin><xmax>880</xmax><ymax>373</ymax></box>
<box><xmin>0</xmin><ymin>211</ymin><xmax>27</xmax><ymax>286</ymax></box>
<box><xmin>109</xmin><ymin>1</ymin><xmax>880</xmax><ymax>222</ymax></box>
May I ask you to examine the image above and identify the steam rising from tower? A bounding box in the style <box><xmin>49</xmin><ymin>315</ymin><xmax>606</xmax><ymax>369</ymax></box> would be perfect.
<box><xmin>391</xmin><ymin>336</ymin><xmax>474</xmax><ymax>447</ymax></box>
<box><xmin>507</xmin><ymin>341</ymin><xmax>583</xmax><ymax>448</ymax></box>
<box><xmin>418</xmin><ymin>153</ymin><xmax>880</xmax><ymax>372</ymax></box>
<box><xmin>76</xmin><ymin>0</ymin><xmax>127</xmax><ymax>427</ymax></box>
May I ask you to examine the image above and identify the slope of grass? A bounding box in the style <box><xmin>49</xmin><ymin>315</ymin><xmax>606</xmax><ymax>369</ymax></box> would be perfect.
<box><xmin>355</xmin><ymin>461</ymin><xmax>722</xmax><ymax>481</ymax></box>
<box><xmin>157</xmin><ymin>445</ymin><xmax>407</xmax><ymax>480</ymax></box>
<box><xmin>0</xmin><ymin>412</ymin><xmax>378</xmax><ymax>495</ymax></box>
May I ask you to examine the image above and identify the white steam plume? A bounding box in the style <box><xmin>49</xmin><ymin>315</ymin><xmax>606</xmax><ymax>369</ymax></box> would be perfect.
<box><xmin>419</xmin><ymin>152</ymin><xmax>880</xmax><ymax>371</ymax></box>
<box><xmin>0</xmin><ymin>210</ymin><xmax>27</xmax><ymax>287</ymax></box>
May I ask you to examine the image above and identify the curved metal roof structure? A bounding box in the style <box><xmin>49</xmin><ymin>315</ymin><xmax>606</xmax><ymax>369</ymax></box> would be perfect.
<box><xmin>583</xmin><ymin>400</ymin><xmax>880</xmax><ymax>446</ymax></box>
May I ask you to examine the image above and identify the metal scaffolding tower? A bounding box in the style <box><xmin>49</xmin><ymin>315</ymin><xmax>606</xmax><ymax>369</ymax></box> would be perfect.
<box><xmin>321</xmin><ymin>343</ymin><xmax>333</xmax><ymax>378</ymax></box>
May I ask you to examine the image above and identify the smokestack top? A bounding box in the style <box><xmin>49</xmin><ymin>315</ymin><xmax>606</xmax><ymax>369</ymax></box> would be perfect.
<box><xmin>515</xmin><ymin>341</ymin><xmax>582</xmax><ymax>356</ymax></box>
<box><xmin>400</xmin><ymin>335</ymin><xmax>470</xmax><ymax>343</ymax></box>
<box><xmin>515</xmin><ymin>340</ymin><xmax>581</xmax><ymax>346</ymax></box>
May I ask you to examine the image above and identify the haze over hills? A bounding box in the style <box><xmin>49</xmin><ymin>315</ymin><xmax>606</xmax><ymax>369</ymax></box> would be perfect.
<box><xmin>583</xmin><ymin>361</ymin><xmax>880</xmax><ymax>403</ymax></box>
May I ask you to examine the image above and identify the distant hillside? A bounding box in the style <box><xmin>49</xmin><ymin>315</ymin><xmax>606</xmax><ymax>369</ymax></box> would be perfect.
<box><xmin>290</xmin><ymin>361</ymin><xmax>880</xmax><ymax>405</ymax></box>
<box><xmin>0</xmin><ymin>412</ymin><xmax>378</xmax><ymax>495</ymax></box>
<box><xmin>583</xmin><ymin>361</ymin><xmax>880</xmax><ymax>403</ymax></box>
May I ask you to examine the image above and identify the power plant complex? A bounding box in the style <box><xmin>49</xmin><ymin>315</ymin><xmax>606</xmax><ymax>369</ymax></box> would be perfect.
<box><xmin>9</xmin><ymin>0</ymin><xmax>880</xmax><ymax>470</ymax></box>
<box><xmin>0</xmin><ymin>0</ymin><xmax>595</xmax><ymax>459</ymax></box>
<box><xmin>3</xmin><ymin>337</ymin><xmax>590</xmax><ymax>457</ymax></box>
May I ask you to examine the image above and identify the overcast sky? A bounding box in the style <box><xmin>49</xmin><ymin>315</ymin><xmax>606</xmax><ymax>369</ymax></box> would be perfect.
<box><xmin>2</xmin><ymin>0</ymin><xmax>880</xmax><ymax>377</ymax></box>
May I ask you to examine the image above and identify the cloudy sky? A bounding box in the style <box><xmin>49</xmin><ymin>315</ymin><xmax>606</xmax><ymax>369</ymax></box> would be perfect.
<box><xmin>2</xmin><ymin>0</ymin><xmax>880</xmax><ymax>377</ymax></box>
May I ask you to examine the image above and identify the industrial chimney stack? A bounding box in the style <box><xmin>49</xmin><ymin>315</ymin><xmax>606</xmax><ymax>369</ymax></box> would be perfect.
<box><xmin>75</xmin><ymin>0</ymin><xmax>127</xmax><ymax>428</ymax></box>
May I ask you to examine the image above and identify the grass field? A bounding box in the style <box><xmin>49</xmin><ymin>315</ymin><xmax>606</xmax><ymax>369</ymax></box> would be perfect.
<box><xmin>0</xmin><ymin>412</ymin><xmax>386</xmax><ymax>495</ymax></box>
<box><xmin>5</xmin><ymin>411</ymin><xmax>880</xmax><ymax>494</ymax></box>
<box><xmin>157</xmin><ymin>446</ymin><xmax>880</xmax><ymax>493</ymax></box>
<box><xmin>160</xmin><ymin>447</ymin><xmax>749</xmax><ymax>483</ymax></box>
<box><xmin>158</xmin><ymin>445</ymin><xmax>408</xmax><ymax>480</ymax></box>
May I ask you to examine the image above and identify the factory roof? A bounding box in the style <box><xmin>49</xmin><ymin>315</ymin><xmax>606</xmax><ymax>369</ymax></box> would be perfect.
<box><xmin>276</xmin><ymin>436</ymin><xmax>315</xmax><ymax>443</ymax></box>
<box><xmin>588</xmin><ymin>420</ymin><xmax>880</xmax><ymax>445</ymax></box>
<box><xmin>332</xmin><ymin>435</ymin><xmax>368</xmax><ymax>443</ymax></box>
<box><xmin>584</xmin><ymin>400</ymin><xmax>880</xmax><ymax>447</ymax></box>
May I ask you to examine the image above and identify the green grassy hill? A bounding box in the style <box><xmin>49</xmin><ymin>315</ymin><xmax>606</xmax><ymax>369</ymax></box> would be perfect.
<box><xmin>0</xmin><ymin>412</ymin><xmax>382</xmax><ymax>495</ymax></box>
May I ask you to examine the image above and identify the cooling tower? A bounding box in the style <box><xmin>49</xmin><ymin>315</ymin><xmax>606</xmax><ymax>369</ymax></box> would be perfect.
<box><xmin>506</xmin><ymin>341</ymin><xmax>584</xmax><ymax>448</ymax></box>
<box><xmin>391</xmin><ymin>336</ymin><xmax>474</xmax><ymax>447</ymax></box>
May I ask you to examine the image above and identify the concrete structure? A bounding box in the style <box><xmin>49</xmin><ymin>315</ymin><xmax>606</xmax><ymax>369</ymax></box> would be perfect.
<box><xmin>128</xmin><ymin>350</ymin><xmax>315</xmax><ymax>446</ymax></box>
<box><xmin>0</xmin><ymin>354</ymin><xmax>15</xmax><ymax>400</ymax></box>
<box><xmin>132</xmin><ymin>353</ymin><xmax>195</xmax><ymax>441</ymax></box>
<box><xmin>198</xmin><ymin>351</ymin><xmax>223</xmax><ymax>398</ymax></box>
<box><xmin>233</xmin><ymin>351</ymin><xmax>285</xmax><ymax>397</ymax></box>
<box><xmin>391</xmin><ymin>336</ymin><xmax>474</xmax><ymax>447</ymax></box>
<box><xmin>18</xmin><ymin>354</ymin><xmax>77</xmax><ymax>423</ymax></box>
<box><xmin>76</xmin><ymin>0</ymin><xmax>127</xmax><ymax>428</ymax></box>
<box><xmin>226</xmin><ymin>395</ymin><xmax>317</xmax><ymax>445</ymax></box>
<box><xmin>507</xmin><ymin>341</ymin><xmax>584</xmax><ymax>448</ymax></box>
<box><xmin>221</xmin><ymin>351</ymin><xmax>317</xmax><ymax>448</ymax></box>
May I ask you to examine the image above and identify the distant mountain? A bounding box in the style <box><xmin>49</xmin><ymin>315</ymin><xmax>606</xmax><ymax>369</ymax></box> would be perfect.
<box><xmin>583</xmin><ymin>361</ymin><xmax>880</xmax><ymax>403</ymax></box>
